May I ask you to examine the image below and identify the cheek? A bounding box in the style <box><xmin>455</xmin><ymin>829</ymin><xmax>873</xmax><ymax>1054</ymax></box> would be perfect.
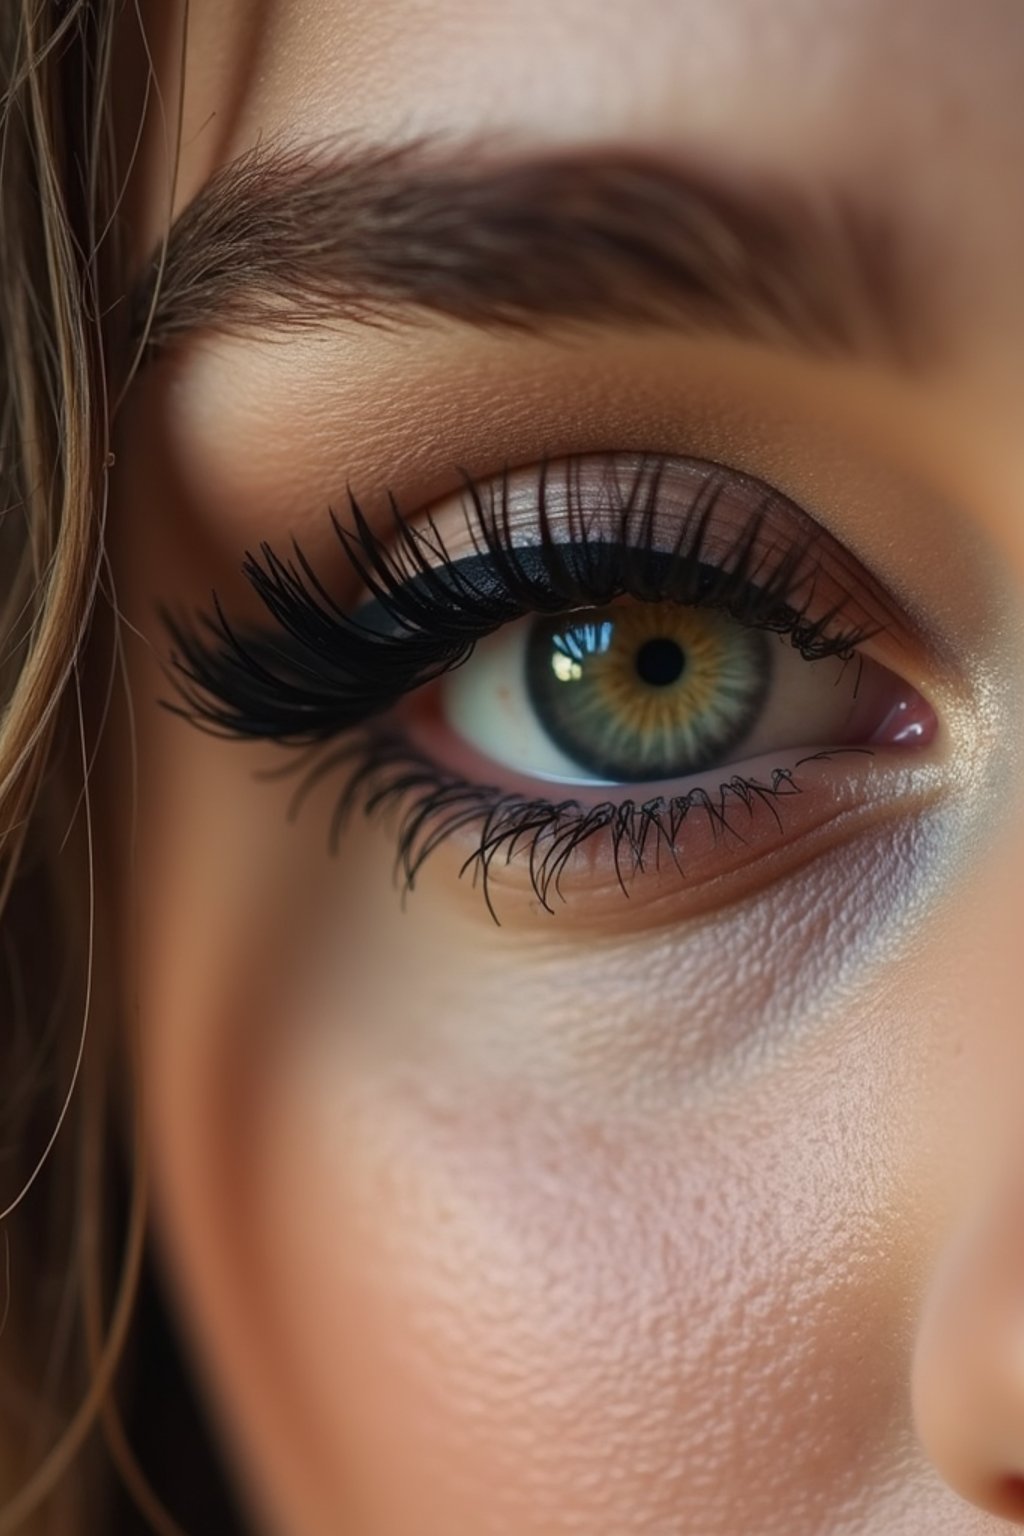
<box><xmin>134</xmin><ymin>755</ymin><xmax>1001</xmax><ymax>1536</ymax></box>
<box><xmin>127</xmin><ymin>627</ymin><xmax>1019</xmax><ymax>1536</ymax></box>
<box><xmin>226</xmin><ymin>893</ymin><xmax>931</xmax><ymax>1536</ymax></box>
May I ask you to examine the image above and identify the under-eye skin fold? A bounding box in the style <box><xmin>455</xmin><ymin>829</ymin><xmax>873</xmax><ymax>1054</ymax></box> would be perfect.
<box><xmin>164</xmin><ymin>451</ymin><xmax>936</xmax><ymax>918</ymax></box>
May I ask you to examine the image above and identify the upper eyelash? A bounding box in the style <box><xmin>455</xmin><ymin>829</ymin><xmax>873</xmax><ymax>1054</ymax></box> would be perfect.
<box><xmin>162</xmin><ymin>452</ymin><xmax>881</xmax><ymax>742</ymax></box>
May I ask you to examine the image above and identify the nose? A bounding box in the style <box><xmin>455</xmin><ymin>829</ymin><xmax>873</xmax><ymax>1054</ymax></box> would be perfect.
<box><xmin>913</xmin><ymin>1170</ymin><xmax>1024</xmax><ymax>1523</ymax></box>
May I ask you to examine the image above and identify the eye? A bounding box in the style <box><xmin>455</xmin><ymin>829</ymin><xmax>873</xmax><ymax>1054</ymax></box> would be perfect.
<box><xmin>165</xmin><ymin>450</ymin><xmax>940</xmax><ymax>920</ymax></box>
<box><xmin>440</xmin><ymin>598</ymin><xmax>908</xmax><ymax>788</ymax></box>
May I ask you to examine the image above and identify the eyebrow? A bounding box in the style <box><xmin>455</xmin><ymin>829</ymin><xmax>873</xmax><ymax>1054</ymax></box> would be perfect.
<box><xmin>129</xmin><ymin>139</ymin><xmax>931</xmax><ymax>367</ymax></box>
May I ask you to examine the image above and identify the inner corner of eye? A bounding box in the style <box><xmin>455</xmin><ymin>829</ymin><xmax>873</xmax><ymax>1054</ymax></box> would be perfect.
<box><xmin>423</xmin><ymin>601</ymin><xmax>937</xmax><ymax>793</ymax></box>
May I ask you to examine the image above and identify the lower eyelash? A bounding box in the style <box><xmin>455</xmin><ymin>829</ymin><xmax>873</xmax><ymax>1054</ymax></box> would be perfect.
<box><xmin>271</xmin><ymin>730</ymin><xmax>874</xmax><ymax>923</ymax></box>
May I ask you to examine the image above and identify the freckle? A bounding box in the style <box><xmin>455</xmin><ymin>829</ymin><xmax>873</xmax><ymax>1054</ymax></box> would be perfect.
<box><xmin>497</xmin><ymin>686</ymin><xmax>511</xmax><ymax>702</ymax></box>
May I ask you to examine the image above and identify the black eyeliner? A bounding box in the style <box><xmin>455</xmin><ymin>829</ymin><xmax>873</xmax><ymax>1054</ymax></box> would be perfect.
<box><xmin>162</xmin><ymin>452</ymin><xmax>879</xmax><ymax>744</ymax></box>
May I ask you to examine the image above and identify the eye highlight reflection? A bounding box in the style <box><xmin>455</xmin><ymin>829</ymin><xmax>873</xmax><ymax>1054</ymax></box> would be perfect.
<box><xmin>164</xmin><ymin>450</ymin><xmax>942</xmax><ymax>921</ymax></box>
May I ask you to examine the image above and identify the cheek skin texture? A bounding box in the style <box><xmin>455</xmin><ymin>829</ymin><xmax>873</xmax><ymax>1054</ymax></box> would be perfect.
<box><xmin>112</xmin><ymin>0</ymin><xmax>1024</xmax><ymax>1533</ymax></box>
<box><xmin>131</xmin><ymin>684</ymin><xmax>1022</xmax><ymax>1536</ymax></box>
<box><xmin>141</xmin><ymin>816</ymin><xmax>1023</xmax><ymax>1536</ymax></box>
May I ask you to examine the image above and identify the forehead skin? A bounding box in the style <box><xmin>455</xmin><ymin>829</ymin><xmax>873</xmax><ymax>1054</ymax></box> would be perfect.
<box><xmin>116</xmin><ymin>5</ymin><xmax>1024</xmax><ymax>1536</ymax></box>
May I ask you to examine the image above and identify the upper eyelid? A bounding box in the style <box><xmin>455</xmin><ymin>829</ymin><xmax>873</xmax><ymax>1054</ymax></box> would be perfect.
<box><xmin>162</xmin><ymin>450</ymin><xmax>917</xmax><ymax>746</ymax></box>
<box><xmin>348</xmin><ymin>452</ymin><xmax>907</xmax><ymax>644</ymax></box>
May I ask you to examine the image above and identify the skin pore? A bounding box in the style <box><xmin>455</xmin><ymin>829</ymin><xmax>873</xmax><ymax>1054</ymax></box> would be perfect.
<box><xmin>109</xmin><ymin>2</ymin><xmax>1024</xmax><ymax>1533</ymax></box>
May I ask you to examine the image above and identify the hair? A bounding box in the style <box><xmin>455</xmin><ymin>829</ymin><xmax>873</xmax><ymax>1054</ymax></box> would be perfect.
<box><xmin>0</xmin><ymin>4</ymin><xmax>194</xmax><ymax>1532</ymax></box>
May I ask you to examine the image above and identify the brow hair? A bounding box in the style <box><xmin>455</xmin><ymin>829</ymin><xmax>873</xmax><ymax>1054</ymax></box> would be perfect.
<box><xmin>130</xmin><ymin>138</ymin><xmax>931</xmax><ymax>366</ymax></box>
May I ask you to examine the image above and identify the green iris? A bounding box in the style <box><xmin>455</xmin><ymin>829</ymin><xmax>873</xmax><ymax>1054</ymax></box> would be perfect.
<box><xmin>525</xmin><ymin>600</ymin><xmax>771</xmax><ymax>781</ymax></box>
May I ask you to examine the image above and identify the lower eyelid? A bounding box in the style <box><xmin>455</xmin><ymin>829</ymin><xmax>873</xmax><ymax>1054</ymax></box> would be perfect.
<box><xmin>321</xmin><ymin>718</ymin><xmax>946</xmax><ymax>929</ymax></box>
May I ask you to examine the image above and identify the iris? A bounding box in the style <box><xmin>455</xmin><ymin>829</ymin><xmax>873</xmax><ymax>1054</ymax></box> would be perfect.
<box><xmin>525</xmin><ymin>601</ymin><xmax>771</xmax><ymax>781</ymax></box>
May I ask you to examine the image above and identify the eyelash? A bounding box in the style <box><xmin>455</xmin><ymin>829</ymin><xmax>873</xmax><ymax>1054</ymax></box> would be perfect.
<box><xmin>276</xmin><ymin>731</ymin><xmax>867</xmax><ymax>921</ymax></box>
<box><xmin>164</xmin><ymin>452</ymin><xmax>883</xmax><ymax>917</ymax></box>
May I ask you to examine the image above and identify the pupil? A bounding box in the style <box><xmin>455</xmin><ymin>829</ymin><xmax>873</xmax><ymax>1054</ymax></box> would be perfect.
<box><xmin>634</xmin><ymin>636</ymin><xmax>686</xmax><ymax>688</ymax></box>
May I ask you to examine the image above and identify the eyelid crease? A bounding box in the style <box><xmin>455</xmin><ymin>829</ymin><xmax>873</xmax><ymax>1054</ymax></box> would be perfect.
<box><xmin>161</xmin><ymin>451</ymin><xmax>912</xmax><ymax>746</ymax></box>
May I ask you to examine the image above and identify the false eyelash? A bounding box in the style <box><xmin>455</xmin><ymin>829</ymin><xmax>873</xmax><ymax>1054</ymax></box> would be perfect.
<box><xmin>163</xmin><ymin>453</ymin><xmax>880</xmax><ymax>745</ymax></box>
<box><xmin>269</xmin><ymin>732</ymin><xmax>871</xmax><ymax>923</ymax></box>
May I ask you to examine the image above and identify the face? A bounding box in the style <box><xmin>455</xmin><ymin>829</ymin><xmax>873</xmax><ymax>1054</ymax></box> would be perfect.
<box><xmin>109</xmin><ymin>3</ymin><xmax>1024</xmax><ymax>1533</ymax></box>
